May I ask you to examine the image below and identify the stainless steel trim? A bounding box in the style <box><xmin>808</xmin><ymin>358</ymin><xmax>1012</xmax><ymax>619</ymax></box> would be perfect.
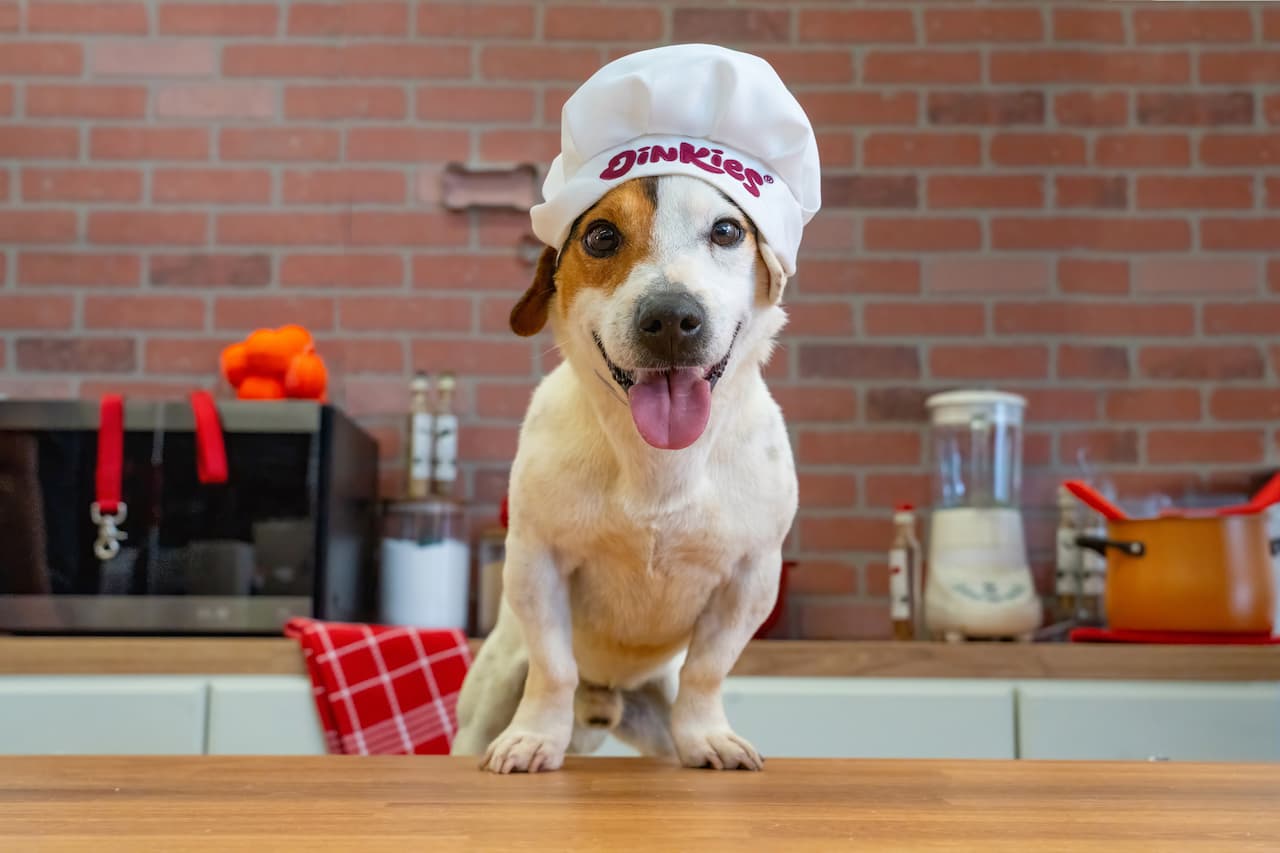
<box><xmin>0</xmin><ymin>400</ymin><xmax>323</xmax><ymax>433</ymax></box>
<box><xmin>0</xmin><ymin>595</ymin><xmax>312</xmax><ymax>633</ymax></box>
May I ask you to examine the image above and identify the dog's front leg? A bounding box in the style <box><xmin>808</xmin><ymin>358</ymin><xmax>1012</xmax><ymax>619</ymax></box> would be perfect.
<box><xmin>482</xmin><ymin>535</ymin><xmax>576</xmax><ymax>774</ymax></box>
<box><xmin>671</xmin><ymin>550</ymin><xmax>781</xmax><ymax>770</ymax></box>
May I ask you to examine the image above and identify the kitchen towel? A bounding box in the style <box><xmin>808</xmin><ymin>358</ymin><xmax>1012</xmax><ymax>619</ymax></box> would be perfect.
<box><xmin>284</xmin><ymin>617</ymin><xmax>471</xmax><ymax>755</ymax></box>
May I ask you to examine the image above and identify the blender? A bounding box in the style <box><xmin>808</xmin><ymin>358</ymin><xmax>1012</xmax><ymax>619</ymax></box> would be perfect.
<box><xmin>923</xmin><ymin>391</ymin><xmax>1041</xmax><ymax>641</ymax></box>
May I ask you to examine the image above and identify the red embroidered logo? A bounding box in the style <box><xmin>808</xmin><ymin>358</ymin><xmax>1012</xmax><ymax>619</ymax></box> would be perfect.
<box><xmin>599</xmin><ymin>141</ymin><xmax>776</xmax><ymax>198</ymax></box>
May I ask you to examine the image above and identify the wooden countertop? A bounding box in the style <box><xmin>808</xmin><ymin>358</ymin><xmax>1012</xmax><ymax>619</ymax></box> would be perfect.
<box><xmin>2</xmin><ymin>636</ymin><xmax>1279</xmax><ymax>681</ymax></box>
<box><xmin>3</xmin><ymin>756</ymin><xmax>1278</xmax><ymax>851</ymax></box>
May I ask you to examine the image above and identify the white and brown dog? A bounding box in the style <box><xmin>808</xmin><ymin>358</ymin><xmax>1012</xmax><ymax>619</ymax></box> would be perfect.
<box><xmin>451</xmin><ymin>45</ymin><xmax>820</xmax><ymax>773</ymax></box>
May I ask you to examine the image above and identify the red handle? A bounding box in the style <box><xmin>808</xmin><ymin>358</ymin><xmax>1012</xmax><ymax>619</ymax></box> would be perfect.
<box><xmin>1063</xmin><ymin>479</ymin><xmax>1128</xmax><ymax>522</ymax></box>
<box><xmin>189</xmin><ymin>390</ymin><xmax>228</xmax><ymax>485</ymax></box>
<box><xmin>95</xmin><ymin>395</ymin><xmax>124</xmax><ymax>515</ymax></box>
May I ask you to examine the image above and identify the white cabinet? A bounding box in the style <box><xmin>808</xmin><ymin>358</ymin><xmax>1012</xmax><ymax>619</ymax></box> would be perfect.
<box><xmin>1017</xmin><ymin>681</ymin><xmax>1280</xmax><ymax>762</ymax></box>
<box><xmin>0</xmin><ymin>676</ymin><xmax>207</xmax><ymax>755</ymax></box>
<box><xmin>206</xmin><ymin>676</ymin><xmax>327</xmax><ymax>755</ymax></box>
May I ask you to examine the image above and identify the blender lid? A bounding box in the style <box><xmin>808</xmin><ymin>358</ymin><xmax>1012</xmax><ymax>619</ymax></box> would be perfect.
<box><xmin>926</xmin><ymin>390</ymin><xmax>1027</xmax><ymax>425</ymax></box>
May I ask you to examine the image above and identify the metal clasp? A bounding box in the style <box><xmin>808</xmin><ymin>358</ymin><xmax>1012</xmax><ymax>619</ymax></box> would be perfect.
<box><xmin>90</xmin><ymin>501</ymin><xmax>129</xmax><ymax>561</ymax></box>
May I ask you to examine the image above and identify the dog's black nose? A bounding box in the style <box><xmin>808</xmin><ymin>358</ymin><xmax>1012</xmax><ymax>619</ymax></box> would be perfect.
<box><xmin>634</xmin><ymin>291</ymin><xmax>707</xmax><ymax>363</ymax></box>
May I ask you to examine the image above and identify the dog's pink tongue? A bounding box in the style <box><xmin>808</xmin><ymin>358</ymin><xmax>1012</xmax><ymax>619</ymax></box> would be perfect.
<box><xmin>627</xmin><ymin>368</ymin><xmax>711</xmax><ymax>450</ymax></box>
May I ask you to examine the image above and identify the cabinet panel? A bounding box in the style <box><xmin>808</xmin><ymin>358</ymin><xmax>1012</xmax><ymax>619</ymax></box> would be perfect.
<box><xmin>206</xmin><ymin>676</ymin><xmax>328</xmax><ymax>755</ymax></box>
<box><xmin>1017</xmin><ymin>681</ymin><xmax>1280</xmax><ymax>762</ymax></box>
<box><xmin>0</xmin><ymin>676</ymin><xmax>206</xmax><ymax>755</ymax></box>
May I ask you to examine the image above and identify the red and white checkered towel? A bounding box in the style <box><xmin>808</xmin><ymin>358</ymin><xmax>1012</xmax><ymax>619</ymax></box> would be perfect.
<box><xmin>284</xmin><ymin>617</ymin><xmax>472</xmax><ymax>755</ymax></box>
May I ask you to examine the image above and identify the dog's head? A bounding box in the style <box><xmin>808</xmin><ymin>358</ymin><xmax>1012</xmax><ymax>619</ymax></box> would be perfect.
<box><xmin>511</xmin><ymin>174</ymin><xmax>788</xmax><ymax>451</ymax></box>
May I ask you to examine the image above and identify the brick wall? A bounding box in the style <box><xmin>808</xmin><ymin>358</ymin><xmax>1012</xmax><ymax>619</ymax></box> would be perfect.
<box><xmin>1</xmin><ymin>1</ymin><xmax>1278</xmax><ymax>639</ymax></box>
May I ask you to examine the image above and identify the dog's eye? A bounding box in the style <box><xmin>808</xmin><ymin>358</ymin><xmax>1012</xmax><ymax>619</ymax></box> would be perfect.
<box><xmin>710</xmin><ymin>219</ymin><xmax>744</xmax><ymax>248</ymax></box>
<box><xmin>583</xmin><ymin>221</ymin><xmax>621</xmax><ymax>258</ymax></box>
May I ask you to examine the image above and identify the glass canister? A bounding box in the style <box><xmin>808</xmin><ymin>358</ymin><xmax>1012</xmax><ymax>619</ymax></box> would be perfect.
<box><xmin>474</xmin><ymin>525</ymin><xmax>506</xmax><ymax>637</ymax></box>
<box><xmin>379</xmin><ymin>498</ymin><xmax>469</xmax><ymax>629</ymax></box>
<box><xmin>926</xmin><ymin>391</ymin><xmax>1026</xmax><ymax>511</ymax></box>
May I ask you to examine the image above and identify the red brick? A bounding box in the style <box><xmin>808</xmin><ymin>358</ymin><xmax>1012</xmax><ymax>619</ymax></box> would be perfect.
<box><xmin>1271</xmin><ymin>262</ymin><xmax>1280</xmax><ymax>293</ymax></box>
<box><xmin>320</xmin><ymin>338</ymin><xmax>405</xmax><ymax>375</ymax></box>
<box><xmin>992</xmin><ymin>218</ymin><xmax>1191</xmax><ymax>252</ymax></box>
<box><xmin>1200</xmin><ymin>52</ymin><xmax>1280</xmax><ymax>84</ymax></box>
<box><xmin>92</xmin><ymin>41</ymin><xmax>217</xmax><ymax>77</ymax></box>
<box><xmin>864</xmin><ymin>133</ymin><xmax>981</xmax><ymax>167</ymax></box>
<box><xmin>1139</xmin><ymin>346</ymin><xmax>1264</xmax><ymax>381</ymax></box>
<box><xmin>927</xmin><ymin>175</ymin><xmax>1043</xmax><ymax>209</ymax></box>
<box><xmin>799</xmin><ymin>212</ymin><xmax>857</xmax><ymax>253</ymax></box>
<box><xmin>339</xmin><ymin>295</ymin><xmax>470</xmax><ymax>332</ymax></box>
<box><xmin>475</xmin><ymin>210</ymin><xmax>533</xmax><ymax>247</ymax></box>
<box><xmin>416</xmin><ymin>86</ymin><xmax>534</xmax><ymax>122</ymax></box>
<box><xmin>754</xmin><ymin>50</ymin><xmax>853</xmax><ymax>84</ymax></box>
<box><xmin>81</xmin><ymin>379</ymin><xmax>218</xmax><ymax>400</ymax></box>
<box><xmin>89</xmin><ymin>211</ymin><xmax>206</xmax><ymax>246</ymax></box>
<box><xmin>787</xmin><ymin>561</ymin><xmax>858</xmax><ymax>597</ymax></box>
<box><xmin>1148</xmin><ymin>430</ymin><xmax>1264</xmax><ymax>465</ymax></box>
<box><xmin>816</xmin><ymin>132</ymin><xmax>855</xmax><ymax>169</ymax></box>
<box><xmin>1210</xmin><ymin>389</ymin><xmax>1280</xmax><ymax>422</ymax></box>
<box><xmin>1096</xmin><ymin>134</ymin><xmax>1192</xmax><ymax>169</ymax></box>
<box><xmin>864</xmin><ymin>51</ymin><xmax>982</xmax><ymax>84</ymax></box>
<box><xmin>1135</xmin><ymin>8</ymin><xmax>1254</xmax><ymax>43</ymax></box>
<box><xmin>0</xmin><ymin>127</ymin><xmax>78</xmax><ymax>159</ymax></box>
<box><xmin>418</xmin><ymin>2</ymin><xmax>533</xmax><ymax>37</ymax></box>
<box><xmin>413</xmin><ymin>254</ymin><xmax>528</xmax><ymax>291</ymax></box>
<box><xmin>0</xmin><ymin>42</ymin><xmax>82</xmax><ymax>75</ymax></box>
<box><xmin>1134</xmin><ymin>257</ymin><xmax>1259</xmax><ymax>295</ymax></box>
<box><xmin>0</xmin><ymin>211</ymin><xmax>77</xmax><ymax>244</ymax></box>
<box><xmin>85</xmin><ymin>295</ymin><xmax>205</xmax><ymax>330</ymax></box>
<box><xmin>770</xmin><ymin>386</ymin><xmax>858</xmax><ymax>424</ymax></box>
<box><xmin>155</xmin><ymin>83</ymin><xmax>275</xmax><ymax>119</ymax></box>
<box><xmin>283</xmin><ymin>169</ymin><xmax>405</xmax><ymax>205</ymax></box>
<box><xmin>350</xmin><ymin>212</ymin><xmax>468</xmax><ymax>247</ymax></box>
<box><xmin>863</xmin><ymin>473</ymin><xmax>931</xmax><ymax>510</ymax></box>
<box><xmin>793</xmin><ymin>260</ymin><xmax>921</xmax><ymax>296</ymax></box>
<box><xmin>991</xmin><ymin>133</ymin><xmax>1087</xmax><ymax>166</ymax></box>
<box><xmin>864</xmin><ymin>303</ymin><xmax>985</xmax><ymax>337</ymax></box>
<box><xmin>217</xmin><ymin>212</ymin><xmax>343</xmax><ymax>246</ymax></box>
<box><xmin>18</xmin><ymin>339</ymin><xmax>135</xmax><ymax>373</ymax></box>
<box><xmin>481</xmin><ymin>46</ymin><xmax>600</xmax><ymax>82</ymax></box>
<box><xmin>863</xmin><ymin>388</ymin><xmax>930</xmax><ymax>423</ymax></box>
<box><xmin>479</xmin><ymin>129</ymin><xmax>561</xmax><ymax>165</ymax></box>
<box><xmin>220</xmin><ymin>128</ymin><xmax>340</xmax><ymax>162</ymax></box>
<box><xmin>285</xmin><ymin>86</ymin><xmax>406</xmax><ymax>120</ymax></box>
<box><xmin>1059</xmin><ymin>259</ymin><xmax>1129</xmax><ymax>296</ymax></box>
<box><xmin>797</xmin><ymin>9</ymin><xmax>914</xmax><ymax>43</ymax></box>
<box><xmin>996</xmin><ymin>302</ymin><xmax>1193</xmax><ymax>338</ymax></box>
<box><xmin>1060</xmin><ymin>430</ymin><xmax>1140</xmax><ymax>465</ymax></box>
<box><xmin>412</xmin><ymin>339</ymin><xmax>533</xmax><ymax>377</ymax></box>
<box><xmin>798</xmin><ymin>344</ymin><xmax>919</xmax><ymax>380</ymax></box>
<box><xmin>21</xmin><ymin>168</ymin><xmax>141</xmax><ymax>203</ymax></box>
<box><xmin>1055</xmin><ymin>91</ymin><xmax>1129</xmax><ymax>127</ymax></box>
<box><xmin>26</xmin><ymin>85</ymin><xmax>146</xmax><ymax>119</ymax></box>
<box><xmin>930</xmin><ymin>345</ymin><xmax>1049</xmax><ymax>380</ymax></box>
<box><xmin>1200</xmin><ymin>134</ymin><xmax>1280</xmax><ymax>167</ymax></box>
<box><xmin>924</xmin><ymin>8</ymin><xmax>1043</xmax><ymax>42</ymax></box>
<box><xmin>149</xmin><ymin>254</ymin><xmax>271</xmax><ymax>288</ymax></box>
<box><xmin>1052</xmin><ymin>8</ymin><xmax>1125</xmax><ymax>43</ymax></box>
<box><xmin>458</xmin><ymin>425</ymin><xmax>518</xmax><ymax>463</ymax></box>
<box><xmin>152</xmin><ymin>169</ymin><xmax>271</xmax><ymax>204</ymax></box>
<box><xmin>1137</xmin><ymin>175</ymin><xmax>1252</xmax><ymax>210</ymax></box>
<box><xmin>28</xmin><ymin>2</ymin><xmax>148</xmax><ymax>33</ymax></box>
<box><xmin>1202</xmin><ymin>218</ymin><xmax>1280</xmax><ymax>250</ymax></box>
<box><xmin>214</xmin><ymin>296</ymin><xmax>334</xmax><ymax>331</ymax></box>
<box><xmin>927</xmin><ymin>91</ymin><xmax>1043</xmax><ymax>126</ymax></box>
<box><xmin>1106</xmin><ymin>389</ymin><xmax>1201</xmax><ymax>423</ymax></box>
<box><xmin>864</xmin><ymin>218</ymin><xmax>981</xmax><ymax>252</ymax></box>
<box><xmin>1269</xmin><ymin>178</ymin><xmax>1280</xmax><ymax>209</ymax></box>
<box><xmin>0</xmin><ymin>2</ymin><xmax>15</xmax><ymax>31</ymax></box>
<box><xmin>471</xmin><ymin>382</ymin><xmax>534</xmax><ymax>419</ymax></box>
<box><xmin>796</xmin><ymin>474</ymin><xmax>859</xmax><ymax>511</ymax></box>
<box><xmin>784</xmin><ymin>302</ymin><xmax>855</xmax><ymax>336</ymax></box>
<box><xmin>0</xmin><ymin>83</ymin><xmax>11</xmax><ymax>115</ymax></box>
<box><xmin>1204</xmin><ymin>303</ymin><xmax>1280</xmax><ymax>336</ymax></box>
<box><xmin>798</xmin><ymin>431</ymin><xmax>921</xmax><ymax>466</ymax></box>
<box><xmin>796</xmin><ymin>91</ymin><xmax>917</xmax><ymax>127</ymax></box>
<box><xmin>1009</xmin><ymin>388</ymin><xmax>1101</xmax><ymax>423</ymax></box>
<box><xmin>346</xmin><ymin>127</ymin><xmax>468</xmax><ymax>163</ymax></box>
<box><xmin>145</xmin><ymin>338</ymin><xmax>232</xmax><ymax>375</ymax></box>
<box><xmin>674</xmin><ymin>8</ymin><xmax>788</xmax><ymax>41</ymax></box>
<box><xmin>1059</xmin><ymin>345</ymin><xmax>1130</xmax><ymax>380</ymax></box>
<box><xmin>1268</xmin><ymin>9</ymin><xmax>1280</xmax><ymax>41</ymax></box>
<box><xmin>1055</xmin><ymin>175</ymin><xmax>1127</xmax><ymax>209</ymax></box>
<box><xmin>1137</xmin><ymin>92</ymin><xmax>1253</xmax><ymax>127</ymax></box>
<box><xmin>796</xmin><ymin>600</ymin><xmax>891</xmax><ymax>641</ymax></box>
<box><xmin>223</xmin><ymin>44</ymin><xmax>341</xmax><ymax>77</ymax></box>
<box><xmin>280</xmin><ymin>254</ymin><xmax>402</xmax><ymax>288</ymax></box>
<box><xmin>549</xmin><ymin>5</ymin><xmax>663</xmax><ymax>41</ymax></box>
<box><xmin>926</xmin><ymin>258</ymin><xmax>1050</xmax><ymax>294</ymax></box>
<box><xmin>991</xmin><ymin>51</ymin><xmax>1191</xmax><ymax>85</ymax></box>
<box><xmin>289</xmin><ymin>2</ymin><xmax>407</xmax><ymax>36</ymax></box>
<box><xmin>159</xmin><ymin>3</ymin><xmax>279</xmax><ymax>36</ymax></box>
<box><xmin>91</xmin><ymin>128</ymin><xmax>208</xmax><ymax>161</ymax></box>
<box><xmin>821</xmin><ymin>175</ymin><xmax>916</xmax><ymax>210</ymax></box>
<box><xmin>19</xmin><ymin>252</ymin><xmax>140</xmax><ymax>287</ymax></box>
<box><xmin>0</xmin><ymin>295</ymin><xmax>73</xmax><ymax>329</ymax></box>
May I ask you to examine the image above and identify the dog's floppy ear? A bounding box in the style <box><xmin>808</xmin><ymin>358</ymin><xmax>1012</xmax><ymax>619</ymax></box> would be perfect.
<box><xmin>759</xmin><ymin>242</ymin><xmax>788</xmax><ymax>306</ymax></box>
<box><xmin>510</xmin><ymin>246</ymin><xmax>557</xmax><ymax>337</ymax></box>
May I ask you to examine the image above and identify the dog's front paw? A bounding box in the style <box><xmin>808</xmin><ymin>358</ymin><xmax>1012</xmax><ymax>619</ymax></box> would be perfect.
<box><xmin>482</xmin><ymin>728</ymin><xmax>568</xmax><ymax>774</ymax></box>
<box><xmin>674</xmin><ymin>727</ymin><xmax>763</xmax><ymax>771</ymax></box>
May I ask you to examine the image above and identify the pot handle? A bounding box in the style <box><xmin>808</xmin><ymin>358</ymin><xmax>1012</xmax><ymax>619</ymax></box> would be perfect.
<box><xmin>1075</xmin><ymin>534</ymin><xmax>1146</xmax><ymax>558</ymax></box>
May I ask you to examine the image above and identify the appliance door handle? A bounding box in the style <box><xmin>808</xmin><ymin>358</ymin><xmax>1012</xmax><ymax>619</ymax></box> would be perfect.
<box><xmin>1075</xmin><ymin>534</ymin><xmax>1145</xmax><ymax>558</ymax></box>
<box><xmin>1270</xmin><ymin>538</ymin><xmax>1280</xmax><ymax>558</ymax></box>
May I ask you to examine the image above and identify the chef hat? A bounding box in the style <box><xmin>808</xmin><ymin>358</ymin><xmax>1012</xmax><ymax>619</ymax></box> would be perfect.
<box><xmin>529</xmin><ymin>43</ymin><xmax>821</xmax><ymax>277</ymax></box>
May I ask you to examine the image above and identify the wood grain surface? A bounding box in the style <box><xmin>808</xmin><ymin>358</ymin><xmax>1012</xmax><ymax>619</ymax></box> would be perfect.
<box><xmin>3</xmin><ymin>636</ymin><xmax>1279</xmax><ymax>681</ymax></box>
<box><xmin>2</xmin><ymin>756</ymin><xmax>1278</xmax><ymax>852</ymax></box>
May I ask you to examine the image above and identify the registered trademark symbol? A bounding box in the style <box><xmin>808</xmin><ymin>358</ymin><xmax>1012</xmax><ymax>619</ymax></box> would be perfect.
<box><xmin>764</xmin><ymin>175</ymin><xmax>774</xmax><ymax>183</ymax></box>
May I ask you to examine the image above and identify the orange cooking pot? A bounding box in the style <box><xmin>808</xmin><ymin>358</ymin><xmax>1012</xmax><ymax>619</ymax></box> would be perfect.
<box><xmin>1077</xmin><ymin>513</ymin><xmax>1278</xmax><ymax>634</ymax></box>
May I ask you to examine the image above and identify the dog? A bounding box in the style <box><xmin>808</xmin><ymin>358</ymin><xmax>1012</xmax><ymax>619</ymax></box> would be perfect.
<box><xmin>450</xmin><ymin>172</ymin><xmax>798</xmax><ymax>773</ymax></box>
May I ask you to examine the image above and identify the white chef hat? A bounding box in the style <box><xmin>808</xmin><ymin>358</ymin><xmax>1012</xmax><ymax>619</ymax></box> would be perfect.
<box><xmin>529</xmin><ymin>43</ymin><xmax>821</xmax><ymax>277</ymax></box>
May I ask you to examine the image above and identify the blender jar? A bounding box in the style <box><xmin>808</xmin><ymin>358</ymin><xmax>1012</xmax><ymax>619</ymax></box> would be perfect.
<box><xmin>927</xmin><ymin>391</ymin><xmax>1025</xmax><ymax>511</ymax></box>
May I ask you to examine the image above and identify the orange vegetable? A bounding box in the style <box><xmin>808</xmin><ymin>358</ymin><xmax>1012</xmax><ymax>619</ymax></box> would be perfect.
<box><xmin>244</xmin><ymin>329</ymin><xmax>293</xmax><ymax>377</ymax></box>
<box><xmin>237</xmin><ymin>375</ymin><xmax>286</xmax><ymax>400</ymax></box>
<box><xmin>284</xmin><ymin>351</ymin><xmax>328</xmax><ymax>400</ymax></box>
<box><xmin>219</xmin><ymin>342</ymin><xmax>251</xmax><ymax>387</ymax></box>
